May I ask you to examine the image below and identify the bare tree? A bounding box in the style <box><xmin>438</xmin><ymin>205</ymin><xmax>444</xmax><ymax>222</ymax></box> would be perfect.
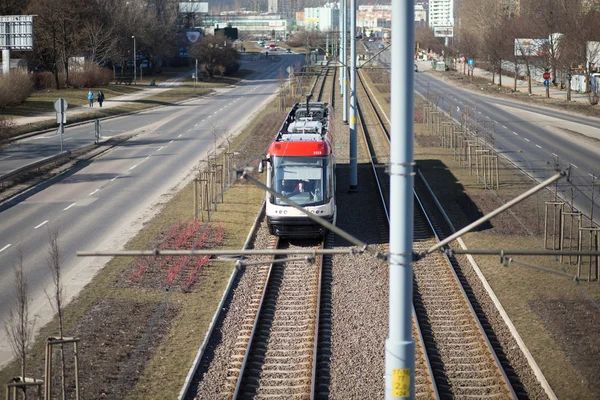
<box><xmin>81</xmin><ymin>20</ymin><xmax>119</xmax><ymax>65</ymax></box>
<box><xmin>189</xmin><ymin>32</ymin><xmax>240</xmax><ymax>79</ymax></box>
<box><xmin>4</xmin><ymin>246</ymin><xmax>35</xmax><ymax>399</ymax></box>
<box><xmin>45</xmin><ymin>228</ymin><xmax>66</xmax><ymax>399</ymax></box>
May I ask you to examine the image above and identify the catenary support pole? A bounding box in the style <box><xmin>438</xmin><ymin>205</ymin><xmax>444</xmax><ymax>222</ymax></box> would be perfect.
<box><xmin>339</xmin><ymin>3</ymin><xmax>343</xmax><ymax>92</ymax></box>
<box><xmin>349</xmin><ymin>0</ymin><xmax>357</xmax><ymax>189</ymax></box>
<box><xmin>132</xmin><ymin>35</ymin><xmax>137</xmax><ymax>85</ymax></box>
<box><xmin>2</xmin><ymin>50</ymin><xmax>10</xmax><ymax>75</ymax></box>
<box><xmin>386</xmin><ymin>0</ymin><xmax>415</xmax><ymax>398</ymax></box>
<box><xmin>342</xmin><ymin>0</ymin><xmax>348</xmax><ymax>123</ymax></box>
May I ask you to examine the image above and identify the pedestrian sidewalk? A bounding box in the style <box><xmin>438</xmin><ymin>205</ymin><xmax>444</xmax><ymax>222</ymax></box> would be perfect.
<box><xmin>418</xmin><ymin>58</ymin><xmax>593</xmax><ymax>105</ymax></box>
<box><xmin>468</xmin><ymin>66</ymin><xmax>590</xmax><ymax>104</ymax></box>
<box><xmin>11</xmin><ymin>72</ymin><xmax>190</xmax><ymax>128</ymax></box>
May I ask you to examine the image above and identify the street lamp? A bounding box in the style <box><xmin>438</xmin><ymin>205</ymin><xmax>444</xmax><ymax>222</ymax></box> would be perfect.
<box><xmin>132</xmin><ymin>35</ymin><xmax>136</xmax><ymax>85</ymax></box>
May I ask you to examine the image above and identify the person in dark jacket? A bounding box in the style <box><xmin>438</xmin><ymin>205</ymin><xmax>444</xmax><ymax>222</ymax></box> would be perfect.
<box><xmin>97</xmin><ymin>91</ymin><xmax>105</xmax><ymax>107</ymax></box>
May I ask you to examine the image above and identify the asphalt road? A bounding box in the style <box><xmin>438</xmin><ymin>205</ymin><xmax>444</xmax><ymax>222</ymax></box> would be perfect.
<box><xmin>0</xmin><ymin>53</ymin><xmax>303</xmax><ymax>367</ymax></box>
<box><xmin>364</xmin><ymin>42</ymin><xmax>600</xmax><ymax>226</ymax></box>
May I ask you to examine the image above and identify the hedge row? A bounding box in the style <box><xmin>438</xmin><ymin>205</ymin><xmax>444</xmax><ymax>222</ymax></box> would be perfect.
<box><xmin>0</xmin><ymin>64</ymin><xmax>113</xmax><ymax>110</ymax></box>
<box><xmin>0</xmin><ymin>69</ymin><xmax>34</xmax><ymax>109</ymax></box>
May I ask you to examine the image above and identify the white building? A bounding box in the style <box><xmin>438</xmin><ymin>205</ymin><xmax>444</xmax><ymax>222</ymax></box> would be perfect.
<box><xmin>304</xmin><ymin>3</ymin><xmax>339</xmax><ymax>32</ymax></box>
<box><xmin>415</xmin><ymin>3</ymin><xmax>427</xmax><ymax>24</ymax></box>
<box><xmin>428</xmin><ymin>0</ymin><xmax>454</xmax><ymax>29</ymax></box>
<box><xmin>268</xmin><ymin>0</ymin><xmax>278</xmax><ymax>13</ymax></box>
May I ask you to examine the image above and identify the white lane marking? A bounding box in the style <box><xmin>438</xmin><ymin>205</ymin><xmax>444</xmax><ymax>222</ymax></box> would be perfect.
<box><xmin>589</xmin><ymin>173</ymin><xmax>596</xmax><ymax>178</ymax></box>
<box><xmin>552</xmin><ymin>153</ymin><xmax>558</xmax><ymax>157</ymax></box>
<box><xmin>110</xmin><ymin>176</ymin><xmax>119</xmax><ymax>181</ymax></box>
<box><xmin>524</xmin><ymin>138</ymin><xmax>530</xmax><ymax>142</ymax></box>
<box><xmin>194</xmin><ymin>124</ymin><xmax>198</xmax><ymax>127</ymax></box>
<box><xmin>213</xmin><ymin>111</ymin><xmax>218</xmax><ymax>114</ymax></box>
<box><xmin>63</xmin><ymin>203</ymin><xmax>76</xmax><ymax>211</ymax></box>
<box><xmin>0</xmin><ymin>244</ymin><xmax>12</xmax><ymax>253</ymax></box>
<box><xmin>129</xmin><ymin>164</ymin><xmax>138</xmax><ymax>171</ymax></box>
<box><xmin>0</xmin><ymin>155</ymin><xmax>13</xmax><ymax>160</ymax></box>
<box><xmin>146</xmin><ymin>155</ymin><xmax>151</xmax><ymax>160</ymax></box>
<box><xmin>535</xmin><ymin>144</ymin><xmax>542</xmax><ymax>149</ymax></box>
<box><xmin>169</xmin><ymin>140</ymin><xmax>174</xmax><ymax>144</ymax></box>
<box><xmin>89</xmin><ymin>189</ymin><xmax>99</xmax><ymax>196</ymax></box>
<box><xmin>502</xmin><ymin>125</ymin><xmax>507</xmax><ymax>129</ymax></box>
<box><xmin>513</xmin><ymin>132</ymin><xmax>518</xmax><ymax>135</ymax></box>
<box><xmin>157</xmin><ymin>147</ymin><xmax>164</xmax><ymax>152</ymax></box>
<box><xmin>202</xmin><ymin>119</ymin><xmax>205</xmax><ymax>122</ymax></box>
<box><xmin>178</xmin><ymin>134</ymin><xmax>182</xmax><ymax>138</ymax></box>
<box><xmin>571</xmin><ymin>164</ymin><xmax>579</xmax><ymax>169</ymax></box>
<box><xmin>34</xmin><ymin>220</ymin><xmax>49</xmax><ymax>229</ymax></box>
<box><xmin>64</xmin><ymin>137</ymin><xmax>73</xmax><ymax>141</ymax></box>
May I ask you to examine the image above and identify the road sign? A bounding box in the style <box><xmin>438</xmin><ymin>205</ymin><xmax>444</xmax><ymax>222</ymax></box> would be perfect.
<box><xmin>54</xmin><ymin>98</ymin><xmax>68</xmax><ymax>113</ymax></box>
<box><xmin>544</xmin><ymin>80</ymin><xmax>550</xmax><ymax>87</ymax></box>
<box><xmin>55</xmin><ymin>98</ymin><xmax>67</xmax><ymax>124</ymax></box>
<box><xmin>543</xmin><ymin>71</ymin><xmax>550</xmax><ymax>80</ymax></box>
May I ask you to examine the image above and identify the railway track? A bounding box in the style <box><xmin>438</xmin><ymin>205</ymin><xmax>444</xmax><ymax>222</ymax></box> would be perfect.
<box><xmin>219</xmin><ymin>236</ymin><xmax>324</xmax><ymax>399</ymax></box>
<box><xmin>180</xmin><ymin>65</ymin><xmax>336</xmax><ymax>400</ymax></box>
<box><xmin>356</xmin><ymin>69</ymin><xmax>521</xmax><ymax>398</ymax></box>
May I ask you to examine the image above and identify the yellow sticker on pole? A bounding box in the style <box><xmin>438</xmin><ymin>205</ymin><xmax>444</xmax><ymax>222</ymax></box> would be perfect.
<box><xmin>350</xmin><ymin>116</ymin><xmax>357</xmax><ymax>124</ymax></box>
<box><xmin>392</xmin><ymin>368</ymin><xmax>410</xmax><ymax>398</ymax></box>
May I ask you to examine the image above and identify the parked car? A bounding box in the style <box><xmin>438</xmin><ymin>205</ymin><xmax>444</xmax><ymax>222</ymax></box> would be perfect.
<box><xmin>378</xmin><ymin>43</ymin><xmax>385</xmax><ymax>49</ymax></box>
<box><xmin>285</xmin><ymin>48</ymin><xmax>292</xmax><ymax>53</ymax></box>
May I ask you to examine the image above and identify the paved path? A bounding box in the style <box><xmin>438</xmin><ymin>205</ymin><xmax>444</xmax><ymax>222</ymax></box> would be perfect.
<box><xmin>10</xmin><ymin>72</ymin><xmax>190</xmax><ymax>128</ymax></box>
<box><xmin>418</xmin><ymin>59</ymin><xmax>593</xmax><ymax>105</ymax></box>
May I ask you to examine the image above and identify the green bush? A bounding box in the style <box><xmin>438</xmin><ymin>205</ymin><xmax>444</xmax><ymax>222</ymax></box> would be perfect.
<box><xmin>0</xmin><ymin>69</ymin><xmax>34</xmax><ymax>109</ymax></box>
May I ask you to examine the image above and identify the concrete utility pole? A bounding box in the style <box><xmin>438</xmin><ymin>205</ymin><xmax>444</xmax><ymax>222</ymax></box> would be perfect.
<box><xmin>2</xmin><ymin>49</ymin><xmax>10</xmax><ymax>75</ymax></box>
<box><xmin>349</xmin><ymin>0</ymin><xmax>357</xmax><ymax>189</ymax></box>
<box><xmin>339</xmin><ymin>3</ymin><xmax>344</xmax><ymax>92</ymax></box>
<box><xmin>386</xmin><ymin>0</ymin><xmax>415</xmax><ymax>398</ymax></box>
<box><xmin>342</xmin><ymin>0</ymin><xmax>348</xmax><ymax>123</ymax></box>
<box><xmin>132</xmin><ymin>35</ymin><xmax>137</xmax><ymax>85</ymax></box>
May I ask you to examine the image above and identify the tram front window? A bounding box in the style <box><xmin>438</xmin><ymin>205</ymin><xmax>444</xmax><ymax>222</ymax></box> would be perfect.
<box><xmin>272</xmin><ymin>156</ymin><xmax>327</xmax><ymax>206</ymax></box>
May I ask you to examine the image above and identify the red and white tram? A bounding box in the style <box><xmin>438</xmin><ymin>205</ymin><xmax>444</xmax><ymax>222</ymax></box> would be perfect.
<box><xmin>261</xmin><ymin>101</ymin><xmax>336</xmax><ymax>237</ymax></box>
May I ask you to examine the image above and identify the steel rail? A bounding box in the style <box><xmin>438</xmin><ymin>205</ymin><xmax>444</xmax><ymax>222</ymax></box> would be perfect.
<box><xmin>359</xmin><ymin>69</ymin><xmax>518</xmax><ymax>398</ymax></box>
<box><xmin>232</xmin><ymin>237</ymin><xmax>279</xmax><ymax>398</ymax></box>
<box><xmin>355</xmin><ymin>68</ymin><xmax>439</xmax><ymax>399</ymax></box>
<box><xmin>232</xmin><ymin>239</ymin><xmax>323</xmax><ymax>398</ymax></box>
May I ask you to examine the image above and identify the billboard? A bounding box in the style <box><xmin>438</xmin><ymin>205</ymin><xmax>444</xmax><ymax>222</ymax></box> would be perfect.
<box><xmin>433</xmin><ymin>26</ymin><xmax>453</xmax><ymax>38</ymax></box>
<box><xmin>0</xmin><ymin>15</ymin><xmax>34</xmax><ymax>50</ymax></box>
<box><xmin>179</xmin><ymin>2</ymin><xmax>208</xmax><ymax>13</ymax></box>
<box><xmin>514</xmin><ymin>38</ymin><xmax>549</xmax><ymax>57</ymax></box>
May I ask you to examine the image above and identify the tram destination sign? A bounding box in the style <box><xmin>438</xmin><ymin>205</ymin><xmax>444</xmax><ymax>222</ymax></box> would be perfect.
<box><xmin>0</xmin><ymin>15</ymin><xmax>34</xmax><ymax>50</ymax></box>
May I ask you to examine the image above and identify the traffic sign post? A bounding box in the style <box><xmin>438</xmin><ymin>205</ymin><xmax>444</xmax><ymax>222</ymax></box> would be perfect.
<box><xmin>543</xmin><ymin>71</ymin><xmax>550</xmax><ymax>98</ymax></box>
<box><xmin>54</xmin><ymin>98</ymin><xmax>68</xmax><ymax>153</ymax></box>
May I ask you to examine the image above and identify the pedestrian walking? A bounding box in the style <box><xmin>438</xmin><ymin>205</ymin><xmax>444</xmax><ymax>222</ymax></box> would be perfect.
<box><xmin>97</xmin><ymin>91</ymin><xmax>105</xmax><ymax>107</ymax></box>
<box><xmin>88</xmin><ymin>90</ymin><xmax>94</xmax><ymax>107</ymax></box>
